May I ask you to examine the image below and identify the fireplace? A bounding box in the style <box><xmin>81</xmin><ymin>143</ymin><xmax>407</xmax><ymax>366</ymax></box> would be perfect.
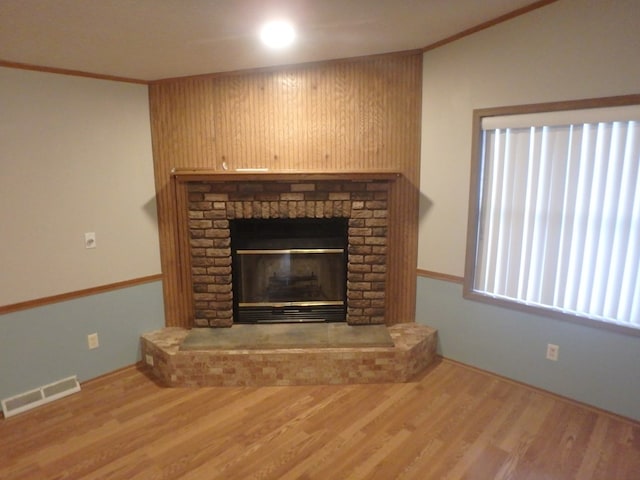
<box><xmin>231</xmin><ymin>218</ymin><xmax>348</xmax><ymax>323</ymax></box>
<box><xmin>183</xmin><ymin>173</ymin><xmax>395</xmax><ymax>327</ymax></box>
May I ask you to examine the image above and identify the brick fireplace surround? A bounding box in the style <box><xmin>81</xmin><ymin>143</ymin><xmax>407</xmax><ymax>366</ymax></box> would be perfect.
<box><xmin>185</xmin><ymin>173</ymin><xmax>395</xmax><ymax>327</ymax></box>
<box><xmin>141</xmin><ymin>170</ymin><xmax>438</xmax><ymax>387</ymax></box>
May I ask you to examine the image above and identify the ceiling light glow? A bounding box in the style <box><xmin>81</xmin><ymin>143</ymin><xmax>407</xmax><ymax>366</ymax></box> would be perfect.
<box><xmin>259</xmin><ymin>20</ymin><xmax>296</xmax><ymax>49</ymax></box>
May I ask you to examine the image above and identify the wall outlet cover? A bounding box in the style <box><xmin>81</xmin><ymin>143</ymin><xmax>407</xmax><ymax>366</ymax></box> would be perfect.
<box><xmin>88</xmin><ymin>333</ymin><xmax>99</xmax><ymax>349</ymax></box>
<box><xmin>546</xmin><ymin>343</ymin><xmax>559</xmax><ymax>361</ymax></box>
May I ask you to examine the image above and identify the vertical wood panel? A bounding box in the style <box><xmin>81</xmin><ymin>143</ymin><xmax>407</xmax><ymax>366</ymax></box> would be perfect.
<box><xmin>150</xmin><ymin>52</ymin><xmax>422</xmax><ymax>327</ymax></box>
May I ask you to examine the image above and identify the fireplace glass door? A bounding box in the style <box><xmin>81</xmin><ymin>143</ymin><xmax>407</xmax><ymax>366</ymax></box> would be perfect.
<box><xmin>231</xmin><ymin>218</ymin><xmax>347</xmax><ymax>323</ymax></box>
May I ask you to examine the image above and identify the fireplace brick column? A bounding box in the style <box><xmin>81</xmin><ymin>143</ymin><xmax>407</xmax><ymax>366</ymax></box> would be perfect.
<box><xmin>186</xmin><ymin>179</ymin><xmax>389</xmax><ymax>327</ymax></box>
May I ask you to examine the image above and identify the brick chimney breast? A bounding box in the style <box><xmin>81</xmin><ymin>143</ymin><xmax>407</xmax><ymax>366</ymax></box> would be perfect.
<box><xmin>186</xmin><ymin>178</ymin><xmax>391</xmax><ymax>327</ymax></box>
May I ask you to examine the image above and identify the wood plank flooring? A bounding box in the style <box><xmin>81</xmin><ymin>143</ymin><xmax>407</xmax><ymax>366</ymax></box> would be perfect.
<box><xmin>1</xmin><ymin>359</ymin><xmax>638</xmax><ymax>479</ymax></box>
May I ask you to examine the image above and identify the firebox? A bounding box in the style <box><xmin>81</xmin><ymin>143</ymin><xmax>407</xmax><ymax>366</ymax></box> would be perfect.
<box><xmin>230</xmin><ymin>218</ymin><xmax>348</xmax><ymax>323</ymax></box>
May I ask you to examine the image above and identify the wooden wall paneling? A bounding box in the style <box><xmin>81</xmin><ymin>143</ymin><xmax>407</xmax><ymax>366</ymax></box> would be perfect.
<box><xmin>148</xmin><ymin>82</ymin><xmax>174</xmax><ymax>325</ymax></box>
<box><xmin>374</xmin><ymin>55</ymin><xmax>422</xmax><ymax>324</ymax></box>
<box><xmin>149</xmin><ymin>79</ymin><xmax>216</xmax><ymax>327</ymax></box>
<box><xmin>149</xmin><ymin>52</ymin><xmax>423</xmax><ymax>327</ymax></box>
<box><xmin>173</xmin><ymin>178</ymin><xmax>194</xmax><ymax>328</ymax></box>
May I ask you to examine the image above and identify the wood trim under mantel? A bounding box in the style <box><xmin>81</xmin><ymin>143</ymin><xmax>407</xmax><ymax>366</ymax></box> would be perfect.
<box><xmin>171</xmin><ymin>168</ymin><xmax>402</xmax><ymax>183</ymax></box>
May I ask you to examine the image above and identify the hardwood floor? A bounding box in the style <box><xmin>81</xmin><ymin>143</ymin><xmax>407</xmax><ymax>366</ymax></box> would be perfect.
<box><xmin>1</xmin><ymin>359</ymin><xmax>638</xmax><ymax>479</ymax></box>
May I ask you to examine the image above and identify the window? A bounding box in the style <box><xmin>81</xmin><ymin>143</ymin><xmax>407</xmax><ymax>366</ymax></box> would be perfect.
<box><xmin>464</xmin><ymin>95</ymin><xmax>640</xmax><ymax>335</ymax></box>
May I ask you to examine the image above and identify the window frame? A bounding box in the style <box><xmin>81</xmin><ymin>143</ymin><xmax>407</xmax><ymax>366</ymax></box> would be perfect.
<box><xmin>464</xmin><ymin>94</ymin><xmax>640</xmax><ymax>337</ymax></box>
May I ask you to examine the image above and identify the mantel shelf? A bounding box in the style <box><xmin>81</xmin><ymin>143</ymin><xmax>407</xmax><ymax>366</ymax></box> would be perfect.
<box><xmin>171</xmin><ymin>168</ymin><xmax>401</xmax><ymax>183</ymax></box>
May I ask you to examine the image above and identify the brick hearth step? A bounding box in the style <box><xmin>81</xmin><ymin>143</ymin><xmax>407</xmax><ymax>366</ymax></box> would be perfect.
<box><xmin>140</xmin><ymin>323</ymin><xmax>437</xmax><ymax>387</ymax></box>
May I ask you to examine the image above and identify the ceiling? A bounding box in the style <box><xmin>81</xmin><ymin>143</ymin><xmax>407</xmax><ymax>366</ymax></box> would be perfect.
<box><xmin>0</xmin><ymin>0</ymin><xmax>543</xmax><ymax>82</ymax></box>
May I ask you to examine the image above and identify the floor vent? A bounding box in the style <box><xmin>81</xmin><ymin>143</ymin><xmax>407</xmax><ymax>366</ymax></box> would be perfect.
<box><xmin>1</xmin><ymin>376</ymin><xmax>81</xmax><ymax>418</ymax></box>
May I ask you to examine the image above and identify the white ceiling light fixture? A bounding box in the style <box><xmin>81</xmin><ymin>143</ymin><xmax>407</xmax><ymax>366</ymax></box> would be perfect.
<box><xmin>259</xmin><ymin>20</ymin><xmax>296</xmax><ymax>49</ymax></box>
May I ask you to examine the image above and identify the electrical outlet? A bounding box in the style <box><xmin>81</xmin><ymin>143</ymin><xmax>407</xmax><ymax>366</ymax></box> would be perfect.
<box><xmin>88</xmin><ymin>333</ymin><xmax>99</xmax><ymax>350</ymax></box>
<box><xmin>145</xmin><ymin>354</ymin><xmax>154</xmax><ymax>366</ymax></box>
<box><xmin>546</xmin><ymin>343</ymin><xmax>559</xmax><ymax>361</ymax></box>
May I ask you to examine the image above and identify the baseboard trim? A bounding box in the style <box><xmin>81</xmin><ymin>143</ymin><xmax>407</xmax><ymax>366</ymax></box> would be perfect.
<box><xmin>0</xmin><ymin>274</ymin><xmax>163</xmax><ymax>315</ymax></box>
<box><xmin>441</xmin><ymin>356</ymin><xmax>640</xmax><ymax>427</ymax></box>
<box><xmin>19</xmin><ymin>356</ymin><xmax>639</xmax><ymax>427</ymax></box>
<box><xmin>79</xmin><ymin>363</ymin><xmax>143</xmax><ymax>388</ymax></box>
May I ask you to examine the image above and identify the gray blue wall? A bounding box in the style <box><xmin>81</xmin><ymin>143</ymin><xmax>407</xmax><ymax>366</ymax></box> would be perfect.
<box><xmin>0</xmin><ymin>66</ymin><xmax>163</xmax><ymax>404</ymax></box>
<box><xmin>417</xmin><ymin>0</ymin><xmax>640</xmax><ymax>422</ymax></box>
<box><xmin>416</xmin><ymin>276</ymin><xmax>640</xmax><ymax>421</ymax></box>
<box><xmin>0</xmin><ymin>281</ymin><xmax>164</xmax><ymax>401</ymax></box>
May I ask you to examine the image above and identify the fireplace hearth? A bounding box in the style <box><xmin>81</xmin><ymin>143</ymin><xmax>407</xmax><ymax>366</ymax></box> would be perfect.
<box><xmin>231</xmin><ymin>218</ymin><xmax>348</xmax><ymax>323</ymax></box>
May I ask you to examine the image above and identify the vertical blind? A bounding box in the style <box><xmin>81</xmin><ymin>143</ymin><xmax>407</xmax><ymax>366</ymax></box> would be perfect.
<box><xmin>474</xmin><ymin>107</ymin><xmax>640</xmax><ymax>328</ymax></box>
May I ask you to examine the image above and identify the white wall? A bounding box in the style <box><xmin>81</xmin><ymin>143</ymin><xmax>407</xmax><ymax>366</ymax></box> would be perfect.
<box><xmin>418</xmin><ymin>0</ymin><xmax>640</xmax><ymax>275</ymax></box>
<box><xmin>0</xmin><ymin>67</ymin><xmax>161</xmax><ymax>305</ymax></box>
<box><xmin>0</xmin><ymin>68</ymin><xmax>165</xmax><ymax>401</ymax></box>
<box><xmin>416</xmin><ymin>0</ymin><xmax>640</xmax><ymax>421</ymax></box>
